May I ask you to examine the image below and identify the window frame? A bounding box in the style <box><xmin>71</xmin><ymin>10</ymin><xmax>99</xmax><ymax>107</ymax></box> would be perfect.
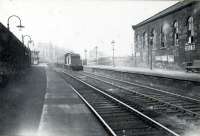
<box><xmin>160</xmin><ymin>25</ymin><xmax>166</xmax><ymax>48</ymax></box>
<box><xmin>187</xmin><ymin>16</ymin><xmax>194</xmax><ymax>44</ymax></box>
<box><xmin>173</xmin><ymin>20</ymin><xmax>179</xmax><ymax>46</ymax></box>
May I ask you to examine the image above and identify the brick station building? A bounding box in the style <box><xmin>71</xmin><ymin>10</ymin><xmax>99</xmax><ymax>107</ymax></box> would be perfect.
<box><xmin>132</xmin><ymin>1</ymin><xmax>200</xmax><ymax>70</ymax></box>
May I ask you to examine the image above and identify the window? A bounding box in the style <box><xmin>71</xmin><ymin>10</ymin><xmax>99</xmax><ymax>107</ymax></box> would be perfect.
<box><xmin>142</xmin><ymin>32</ymin><xmax>148</xmax><ymax>49</ymax></box>
<box><xmin>135</xmin><ymin>34</ymin><xmax>139</xmax><ymax>49</ymax></box>
<box><xmin>173</xmin><ymin>21</ymin><xmax>179</xmax><ymax>46</ymax></box>
<box><xmin>142</xmin><ymin>32</ymin><xmax>145</xmax><ymax>49</ymax></box>
<box><xmin>160</xmin><ymin>25</ymin><xmax>166</xmax><ymax>48</ymax></box>
<box><xmin>187</xmin><ymin>16</ymin><xmax>194</xmax><ymax>43</ymax></box>
<box><xmin>150</xmin><ymin>29</ymin><xmax>156</xmax><ymax>49</ymax></box>
<box><xmin>145</xmin><ymin>32</ymin><xmax>148</xmax><ymax>47</ymax></box>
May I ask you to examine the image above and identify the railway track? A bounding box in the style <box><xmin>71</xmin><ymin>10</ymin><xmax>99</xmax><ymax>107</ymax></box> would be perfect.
<box><xmin>61</xmin><ymin>70</ymin><xmax>200</xmax><ymax>135</ymax></box>
<box><xmin>81</xmin><ymin>71</ymin><xmax>200</xmax><ymax>117</ymax></box>
<box><xmin>58</xmin><ymin>70</ymin><xmax>179</xmax><ymax>136</ymax></box>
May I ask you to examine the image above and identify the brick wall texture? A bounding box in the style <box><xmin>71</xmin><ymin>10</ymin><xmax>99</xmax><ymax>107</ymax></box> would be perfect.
<box><xmin>133</xmin><ymin>1</ymin><xmax>200</xmax><ymax>70</ymax></box>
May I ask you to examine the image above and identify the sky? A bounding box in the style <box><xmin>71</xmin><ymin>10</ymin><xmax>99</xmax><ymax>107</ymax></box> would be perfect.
<box><xmin>0</xmin><ymin>0</ymin><xmax>178</xmax><ymax>57</ymax></box>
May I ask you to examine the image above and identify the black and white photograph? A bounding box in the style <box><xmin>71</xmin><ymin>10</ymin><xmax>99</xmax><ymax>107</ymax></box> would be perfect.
<box><xmin>0</xmin><ymin>0</ymin><xmax>200</xmax><ymax>136</ymax></box>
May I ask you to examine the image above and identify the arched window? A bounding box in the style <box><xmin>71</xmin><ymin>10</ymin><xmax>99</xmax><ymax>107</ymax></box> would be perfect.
<box><xmin>145</xmin><ymin>32</ymin><xmax>148</xmax><ymax>47</ymax></box>
<box><xmin>160</xmin><ymin>25</ymin><xmax>165</xmax><ymax>48</ymax></box>
<box><xmin>150</xmin><ymin>29</ymin><xmax>156</xmax><ymax>49</ymax></box>
<box><xmin>142</xmin><ymin>32</ymin><xmax>145</xmax><ymax>49</ymax></box>
<box><xmin>173</xmin><ymin>21</ymin><xmax>179</xmax><ymax>46</ymax></box>
<box><xmin>142</xmin><ymin>32</ymin><xmax>148</xmax><ymax>49</ymax></box>
<box><xmin>187</xmin><ymin>16</ymin><xmax>194</xmax><ymax>43</ymax></box>
<box><xmin>135</xmin><ymin>34</ymin><xmax>139</xmax><ymax>49</ymax></box>
<box><xmin>153</xmin><ymin>30</ymin><xmax>157</xmax><ymax>49</ymax></box>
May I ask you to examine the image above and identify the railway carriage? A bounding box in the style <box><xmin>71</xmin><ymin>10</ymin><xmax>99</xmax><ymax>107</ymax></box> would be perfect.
<box><xmin>64</xmin><ymin>52</ymin><xmax>83</xmax><ymax>71</ymax></box>
<box><xmin>0</xmin><ymin>23</ymin><xmax>31</xmax><ymax>86</ymax></box>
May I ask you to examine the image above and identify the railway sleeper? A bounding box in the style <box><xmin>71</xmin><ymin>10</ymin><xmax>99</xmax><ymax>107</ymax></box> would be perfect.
<box><xmin>103</xmin><ymin>116</ymin><xmax>141</xmax><ymax>122</ymax></box>
<box><xmin>93</xmin><ymin>105</ymin><xmax>121</xmax><ymax>109</ymax></box>
<box><xmin>91</xmin><ymin>104</ymin><xmax>119</xmax><ymax>108</ymax></box>
<box><xmin>98</xmin><ymin>111</ymin><xmax>132</xmax><ymax>117</ymax></box>
<box><xmin>90</xmin><ymin>98</ymin><xmax>109</xmax><ymax>102</ymax></box>
<box><xmin>96</xmin><ymin>109</ymin><xmax>127</xmax><ymax>115</ymax></box>
<box><xmin>182</xmin><ymin>104</ymin><xmax>200</xmax><ymax>108</ymax></box>
<box><xmin>94</xmin><ymin>107</ymin><xmax>123</xmax><ymax>112</ymax></box>
<box><xmin>114</xmin><ymin>128</ymin><xmax>164</xmax><ymax>136</ymax></box>
<box><xmin>110</xmin><ymin>123</ymin><xmax>152</xmax><ymax>131</ymax></box>
<box><xmin>186</xmin><ymin>108</ymin><xmax>200</xmax><ymax>112</ymax></box>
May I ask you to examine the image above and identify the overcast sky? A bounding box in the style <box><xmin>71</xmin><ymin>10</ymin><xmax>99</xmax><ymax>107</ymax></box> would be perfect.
<box><xmin>0</xmin><ymin>0</ymin><xmax>178</xmax><ymax>57</ymax></box>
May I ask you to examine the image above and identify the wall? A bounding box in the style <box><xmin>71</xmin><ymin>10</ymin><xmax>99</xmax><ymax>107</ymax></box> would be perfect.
<box><xmin>134</xmin><ymin>2</ymin><xmax>200</xmax><ymax>70</ymax></box>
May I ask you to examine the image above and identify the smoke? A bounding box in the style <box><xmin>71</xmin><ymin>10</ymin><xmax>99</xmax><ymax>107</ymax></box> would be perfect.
<box><xmin>168</xmin><ymin>115</ymin><xmax>200</xmax><ymax>136</ymax></box>
<box><xmin>183</xmin><ymin>125</ymin><xmax>200</xmax><ymax>136</ymax></box>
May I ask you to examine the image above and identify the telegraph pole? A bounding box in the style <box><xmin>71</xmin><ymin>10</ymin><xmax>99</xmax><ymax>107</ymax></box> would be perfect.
<box><xmin>111</xmin><ymin>40</ymin><xmax>115</xmax><ymax>67</ymax></box>
<box><xmin>95</xmin><ymin>46</ymin><xmax>98</xmax><ymax>65</ymax></box>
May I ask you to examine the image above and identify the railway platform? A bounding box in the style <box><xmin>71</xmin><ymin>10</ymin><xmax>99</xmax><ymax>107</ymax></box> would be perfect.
<box><xmin>37</xmin><ymin>67</ymin><xmax>108</xmax><ymax>136</ymax></box>
<box><xmin>85</xmin><ymin>65</ymin><xmax>200</xmax><ymax>82</ymax></box>
<box><xmin>0</xmin><ymin>64</ymin><xmax>46</xmax><ymax>136</ymax></box>
<box><xmin>84</xmin><ymin>65</ymin><xmax>200</xmax><ymax>99</ymax></box>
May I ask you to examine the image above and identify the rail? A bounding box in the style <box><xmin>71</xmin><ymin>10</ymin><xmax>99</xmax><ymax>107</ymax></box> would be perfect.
<box><xmin>62</xmin><ymin>70</ymin><xmax>180</xmax><ymax>136</ymax></box>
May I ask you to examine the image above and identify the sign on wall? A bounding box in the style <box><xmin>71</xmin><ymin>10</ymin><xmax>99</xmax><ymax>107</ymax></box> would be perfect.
<box><xmin>185</xmin><ymin>43</ymin><xmax>195</xmax><ymax>51</ymax></box>
<box><xmin>155</xmin><ymin>55</ymin><xmax>174</xmax><ymax>62</ymax></box>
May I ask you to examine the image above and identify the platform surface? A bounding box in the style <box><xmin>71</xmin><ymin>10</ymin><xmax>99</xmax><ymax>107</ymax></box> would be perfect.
<box><xmin>86</xmin><ymin>65</ymin><xmax>200</xmax><ymax>82</ymax></box>
<box><xmin>0</xmin><ymin>65</ymin><xmax>46</xmax><ymax>136</ymax></box>
<box><xmin>38</xmin><ymin>68</ymin><xmax>108</xmax><ymax>136</ymax></box>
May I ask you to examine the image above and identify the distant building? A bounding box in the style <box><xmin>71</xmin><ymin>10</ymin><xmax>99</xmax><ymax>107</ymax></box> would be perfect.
<box><xmin>36</xmin><ymin>42</ymin><xmax>69</xmax><ymax>64</ymax></box>
<box><xmin>132</xmin><ymin>1</ymin><xmax>200</xmax><ymax>70</ymax></box>
<box><xmin>37</xmin><ymin>42</ymin><xmax>55</xmax><ymax>63</ymax></box>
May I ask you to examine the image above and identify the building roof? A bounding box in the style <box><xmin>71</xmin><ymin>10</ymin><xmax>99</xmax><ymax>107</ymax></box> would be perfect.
<box><xmin>0</xmin><ymin>22</ymin><xmax>28</xmax><ymax>49</ymax></box>
<box><xmin>65</xmin><ymin>52</ymin><xmax>80</xmax><ymax>56</ymax></box>
<box><xmin>132</xmin><ymin>0</ymin><xmax>196</xmax><ymax>29</ymax></box>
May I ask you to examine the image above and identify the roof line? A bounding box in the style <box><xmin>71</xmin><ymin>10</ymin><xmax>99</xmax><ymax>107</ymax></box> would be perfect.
<box><xmin>132</xmin><ymin>0</ymin><xmax>195</xmax><ymax>29</ymax></box>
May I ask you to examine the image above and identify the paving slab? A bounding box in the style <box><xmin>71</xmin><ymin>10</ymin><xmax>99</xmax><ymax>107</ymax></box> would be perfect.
<box><xmin>38</xmin><ymin>68</ymin><xmax>108</xmax><ymax>136</ymax></box>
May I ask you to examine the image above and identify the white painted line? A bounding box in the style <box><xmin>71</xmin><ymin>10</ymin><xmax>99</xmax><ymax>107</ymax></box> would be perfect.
<box><xmin>38</xmin><ymin>70</ymin><xmax>50</xmax><ymax>133</ymax></box>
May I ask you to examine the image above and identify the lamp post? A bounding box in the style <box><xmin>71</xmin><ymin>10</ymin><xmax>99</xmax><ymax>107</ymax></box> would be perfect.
<box><xmin>29</xmin><ymin>40</ymin><xmax>35</xmax><ymax>51</ymax></box>
<box><xmin>22</xmin><ymin>35</ymin><xmax>32</xmax><ymax>48</ymax></box>
<box><xmin>131</xmin><ymin>43</ymin><xmax>134</xmax><ymax>60</ymax></box>
<box><xmin>131</xmin><ymin>43</ymin><xmax>135</xmax><ymax>67</ymax></box>
<box><xmin>27</xmin><ymin>40</ymin><xmax>32</xmax><ymax>49</ymax></box>
<box><xmin>111</xmin><ymin>40</ymin><xmax>115</xmax><ymax>67</ymax></box>
<box><xmin>84</xmin><ymin>49</ymin><xmax>87</xmax><ymax>65</ymax></box>
<box><xmin>95</xmin><ymin>46</ymin><xmax>98</xmax><ymax>65</ymax></box>
<box><xmin>30</xmin><ymin>40</ymin><xmax>37</xmax><ymax>65</ymax></box>
<box><xmin>21</xmin><ymin>35</ymin><xmax>32</xmax><ymax>65</ymax></box>
<box><xmin>7</xmin><ymin>15</ymin><xmax>24</xmax><ymax>30</ymax></box>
